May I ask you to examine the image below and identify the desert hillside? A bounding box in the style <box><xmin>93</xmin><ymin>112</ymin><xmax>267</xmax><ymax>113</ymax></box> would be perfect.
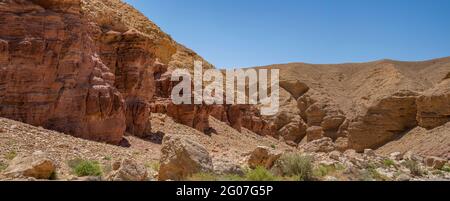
<box><xmin>0</xmin><ymin>0</ymin><xmax>449</xmax><ymax>181</ymax></box>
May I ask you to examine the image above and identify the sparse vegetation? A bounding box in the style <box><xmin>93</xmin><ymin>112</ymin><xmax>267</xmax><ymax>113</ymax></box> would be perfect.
<box><xmin>270</xmin><ymin>144</ymin><xmax>276</xmax><ymax>149</ymax></box>
<box><xmin>441</xmin><ymin>165</ymin><xmax>450</xmax><ymax>173</ymax></box>
<box><xmin>4</xmin><ymin>151</ymin><xmax>17</xmax><ymax>160</ymax></box>
<box><xmin>245</xmin><ymin>166</ymin><xmax>276</xmax><ymax>181</ymax></box>
<box><xmin>187</xmin><ymin>172</ymin><xmax>247</xmax><ymax>181</ymax></box>
<box><xmin>313</xmin><ymin>163</ymin><xmax>346</xmax><ymax>180</ymax></box>
<box><xmin>402</xmin><ymin>160</ymin><xmax>422</xmax><ymax>176</ymax></box>
<box><xmin>275</xmin><ymin>153</ymin><xmax>314</xmax><ymax>181</ymax></box>
<box><xmin>0</xmin><ymin>161</ymin><xmax>7</xmax><ymax>172</ymax></box>
<box><xmin>69</xmin><ymin>159</ymin><xmax>102</xmax><ymax>177</ymax></box>
<box><xmin>145</xmin><ymin>161</ymin><xmax>160</xmax><ymax>172</ymax></box>
<box><xmin>187</xmin><ymin>172</ymin><xmax>218</xmax><ymax>181</ymax></box>
<box><xmin>382</xmin><ymin>159</ymin><xmax>396</xmax><ymax>168</ymax></box>
<box><xmin>103</xmin><ymin>156</ymin><xmax>111</xmax><ymax>161</ymax></box>
<box><xmin>49</xmin><ymin>171</ymin><xmax>58</xmax><ymax>180</ymax></box>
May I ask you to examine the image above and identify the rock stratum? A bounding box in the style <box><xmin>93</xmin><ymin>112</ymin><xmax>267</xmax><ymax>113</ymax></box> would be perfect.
<box><xmin>0</xmin><ymin>0</ymin><xmax>449</xmax><ymax>181</ymax></box>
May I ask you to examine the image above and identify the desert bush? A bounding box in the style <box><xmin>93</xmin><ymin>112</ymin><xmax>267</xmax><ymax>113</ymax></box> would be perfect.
<box><xmin>187</xmin><ymin>173</ymin><xmax>218</xmax><ymax>181</ymax></box>
<box><xmin>275</xmin><ymin>153</ymin><xmax>313</xmax><ymax>181</ymax></box>
<box><xmin>382</xmin><ymin>159</ymin><xmax>395</xmax><ymax>167</ymax></box>
<box><xmin>245</xmin><ymin>166</ymin><xmax>276</xmax><ymax>181</ymax></box>
<box><xmin>69</xmin><ymin>159</ymin><xmax>102</xmax><ymax>177</ymax></box>
<box><xmin>187</xmin><ymin>172</ymin><xmax>246</xmax><ymax>181</ymax></box>
<box><xmin>0</xmin><ymin>161</ymin><xmax>7</xmax><ymax>172</ymax></box>
<box><xmin>441</xmin><ymin>165</ymin><xmax>450</xmax><ymax>173</ymax></box>
<box><xmin>402</xmin><ymin>160</ymin><xmax>422</xmax><ymax>176</ymax></box>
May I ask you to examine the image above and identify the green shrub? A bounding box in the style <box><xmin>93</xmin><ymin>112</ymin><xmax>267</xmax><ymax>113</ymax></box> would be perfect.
<box><xmin>187</xmin><ymin>173</ymin><xmax>246</xmax><ymax>181</ymax></box>
<box><xmin>245</xmin><ymin>166</ymin><xmax>276</xmax><ymax>181</ymax></box>
<box><xmin>69</xmin><ymin>159</ymin><xmax>102</xmax><ymax>177</ymax></box>
<box><xmin>382</xmin><ymin>159</ymin><xmax>395</xmax><ymax>167</ymax></box>
<box><xmin>221</xmin><ymin>174</ymin><xmax>246</xmax><ymax>181</ymax></box>
<box><xmin>440</xmin><ymin>165</ymin><xmax>450</xmax><ymax>173</ymax></box>
<box><xmin>276</xmin><ymin>153</ymin><xmax>313</xmax><ymax>181</ymax></box>
<box><xmin>402</xmin><ymin>160</ymin><xmax>422</xmax><ymax>176</ymax></box>
<box><xmin>0</xmin><ymin>161</ymin><xmax>7</xmax><ymax>172</ymax></box>
<box><xmin>187</xmin><ymin>173</ymin><xmax>218</xmax><ymax>181</ymax></box>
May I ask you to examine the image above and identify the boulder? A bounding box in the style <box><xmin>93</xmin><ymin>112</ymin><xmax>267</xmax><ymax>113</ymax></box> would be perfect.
<box><xmin>3</xmin><ymin>151</ymin><xmax>55</xmax><ymax>180</ymax></box>
<box><xmin>298</xmin><ymin>137</ymin><xmax>336</xmax><ymax>153</ymax></box>
<box><xmin>306</xmin><ymin>126</ymin><xmax>325</xmax><ymax>142</ymax></box>
<box><xmin>158</xmin><ymin>135</ymin><xmax>213</xmax><ymax>181</ymax></box>
<box><xmin>424</xmin><ymin>156</ymin><xmax>447</xmax><ymax>170</ymax></box>
<box><xmin>107</xmin><ymin>159</ymin><xmax>149</xmax><ymax>181</ymax></box>
<box><xmin>247</xmin><ymin>146</ymin><xmax>282</xmax><ymax>169</ymax></box>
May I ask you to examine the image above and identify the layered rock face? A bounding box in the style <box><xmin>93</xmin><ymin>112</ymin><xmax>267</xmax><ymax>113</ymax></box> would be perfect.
<box><xmin>0</xmin><ymin>0</ymin><xmax>217</xmax><ymax>142</ymax></box>
<box><xmin>348</xmin><ymin>90</ymin><xmax>419</xmax><ymax>151</ymax></box>
<box><xmin>416</xmin><ymin>79</ymin><xmax>450</xmax><ymax>129</ymax></box>
<box><xmin>0</xmin><ymin>0</ymin><xmax>126</xmax><ymax>144</ymax></box>
<box><xmin>254</xmin><ymin>58</ymin><xmax>450</xmax><ymax>152</ymax></box>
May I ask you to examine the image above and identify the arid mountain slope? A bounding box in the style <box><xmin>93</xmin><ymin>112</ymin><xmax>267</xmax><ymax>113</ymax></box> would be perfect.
<box><xmin>254</xmin><ymin>57</ymin><xmax>449</xmax><ymax>153</ymax></box>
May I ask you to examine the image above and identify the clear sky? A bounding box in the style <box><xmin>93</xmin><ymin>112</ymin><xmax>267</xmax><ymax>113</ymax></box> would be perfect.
<box><xmin>124</xmin><ymin>0</ymin><xmax>450</xmax><ymax>68</ymax></box>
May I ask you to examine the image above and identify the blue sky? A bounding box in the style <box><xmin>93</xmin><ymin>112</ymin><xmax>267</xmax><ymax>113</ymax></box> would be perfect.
<box><xmin>124</xmin><ymin>0</ymin><xmax>450</xmax><ymax>68</ymax></box>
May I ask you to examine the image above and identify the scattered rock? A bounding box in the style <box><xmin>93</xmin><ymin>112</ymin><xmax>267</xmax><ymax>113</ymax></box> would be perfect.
<box><xmin>389</xmin><ymin>152</ymin><xmax>403</xmax><ymax>161</ymax></box>
<box><xmin>299</xmin><ymin>137</ymin><xmax>336</xmax><ymax>153</ymax></box>
<box><xmin>248</xmin><ymin>146</ymin><xmax>282</xmax><ymax>169</ymax></box>
<box><xmin>158</xmin><ymin>135</ymin><xmax>213</xmax><ymax>181</ymax></box>
<box><xmin>329</xmin><ymin>151</ymin><xmax>341</xmax><ymax>161</ymax></box>
<box><xmin>213</xmin><ymin>159</ymin><xmax>245</xmax><ymax>176</ymax></box>
<box><xmin>306</xmin><ymin>126</ymin><xmax>325</xmax><ymax>142</ymax></box>
<box><xmin>3</xmin><ymin>151</ymin><xmax>55</xmax><ymax>180</ymax></box>
<box><xmin>396</xmin><ymin>174</ymin><xmax>411</xmax><ymax>181</ymax></box>
<box><xmin>364</xmin><ymin>149</ymin><xmax>376</xmax><ymax>157</ymax></box>
<box><xmin>107</xmin><ymin>159</ymin><xmax>149</xmax><ymax>181</ymax></box>
<box><xmin>424</xmin><ymin>156</ymin><xmax>447</xmax><ymax>170</ymax></box>
<box><xmin>335</xmin><ymin>137</ymin><xmax>349</xmax><ymax>152</ymax></box>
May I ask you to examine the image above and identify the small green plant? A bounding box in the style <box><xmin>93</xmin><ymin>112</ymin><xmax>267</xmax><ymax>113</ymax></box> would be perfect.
<box><xmin>441</xmin><ymin>165</ymin><xmax>450</xmax><ymax>173</ymax></box>
<box><xmin>275</xmin><ymin>153</ymin><xmax>313</xmax><ymax>181</ymax></box>
<box><xmin>402</xmin><ymin>160</ymin><xmax>422</xmax><ymax>176</ymax></box>
<box><xmin>383</xmin><ymin>159</ymin><xmax>395</xmax><ymax>167</ymax></box>
<box><xmin>69</xmin><ymin>159</ymin><xmax>102</xmax><ymax>177</ymax></box>
<box><xmin>220</xmin><ymin>174</ymin><xmax>246</xmax><ymax>181</ymax></box>
<box><xmin>270</xmin><ymin>144</ymin><xmax>276</xmax><ymax>149</ymax></box>
<box><xmin>49</xmin><ymin>171</ymin><xmax>58</xmax><ymax>180</ymax></box>
<box><xmin>103</xmin><ymin>156</ymin><xmax>112</xmax><ymax>161</ymax></box>
<box><xmin>245</xmin><ymin>166</ymin><xmax>276</xmax><ymax>181</ymax></box>
<box><xmin>187</xmin><ymin>173</ymin><xmax>246</xmax><ymax>181</ymax></box>
<box><xmin>4</xmin><ymin>151</ymin><xmax>17</xmax><ymax>160</ymax></box>
<box><xmin>0</xmin><ymin>161</ymin><xmax>7</xmax><ymax>172</ymax></box>
<box><xmin>187</xmin><ymin>173</ymin><xmax>218</xmax><ymax>181</ymax></box>
<box><xmin>145</xmin><ymin>161</ymin><xmax>160</xmax><ymax>172</ymax></box>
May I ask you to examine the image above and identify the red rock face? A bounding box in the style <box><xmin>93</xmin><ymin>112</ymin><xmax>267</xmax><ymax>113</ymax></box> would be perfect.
<box><xmin>0</xmin><ymin>0</ymin><xmax>292</xmax><ymax>143</ymax></box>
<box><xmin>0</xmin><ymin>0</ymin><xmax>126</xmax><ymax>144</ymax></box>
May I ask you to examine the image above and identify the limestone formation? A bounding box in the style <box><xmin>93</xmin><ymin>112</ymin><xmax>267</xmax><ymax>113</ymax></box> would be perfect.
<box><xmin>158</xmin><ymin>135</ymin><xmax>213</xmax><ymax>181</ymax></box>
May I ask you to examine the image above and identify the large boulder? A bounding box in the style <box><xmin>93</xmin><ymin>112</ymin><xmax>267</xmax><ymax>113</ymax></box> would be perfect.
<box><xmin>306</xmin><ymin>126</ymin><xmax>325</xmax><ymax>142</ymax></box>
<box><xmin>158</xmin><ymin>135</ymin><xmax>213</xmax><ymax>181</ymax></box>
<box><xmin>107</xmin><ymin>159</ymin><xmax>149</xmax><ymax>181</ymax></box>
<box><xmin>3</xmin><ymin>151</ymin><xmax>55</xmax><ymax>180</ymax></box>
<box><xmin>247</xmin><ymin>146</ymin><xmax>282</xmax><ymax>169</ymax></box>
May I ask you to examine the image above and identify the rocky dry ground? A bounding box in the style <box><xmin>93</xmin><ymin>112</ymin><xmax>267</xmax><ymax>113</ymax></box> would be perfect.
<box><xmin>0</xmin><ymin>0</ymin><xmax>449</xmax><ymax>181</ymax></box>
<box><xmin>1</xmin><ymin>117</ymin><xmax>449</xmax><ymax>181</ymax></box>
